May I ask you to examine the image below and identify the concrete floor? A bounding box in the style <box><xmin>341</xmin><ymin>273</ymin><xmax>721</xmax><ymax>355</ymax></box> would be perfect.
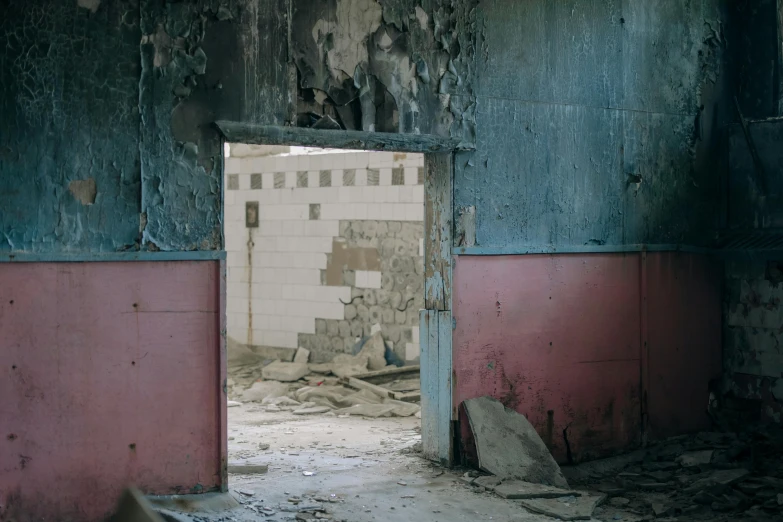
<box><xmin>222</xmin><ymin>404</ymin><xmax>553</xmax><ymax>522</ymax></box>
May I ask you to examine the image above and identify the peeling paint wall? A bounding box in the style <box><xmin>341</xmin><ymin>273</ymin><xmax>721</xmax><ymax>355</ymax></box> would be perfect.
<box><xmin>455</xmin><ymin>1</ymin><xmax>728</xmax><ymax>249</ymax></box>
<box><xmin>0</xmin><ymin>1</ymin><xmax>141</xmax><ymax>252</ymax></box>
<box><xmin>1</xmin><ymin>0</ymin><xmax>291</xmax><ymax>254</ymax></box>
<box><xmin>290</xmin><ymin>0</ymin><xmax>477</xmax><ymax>143</ymax></box>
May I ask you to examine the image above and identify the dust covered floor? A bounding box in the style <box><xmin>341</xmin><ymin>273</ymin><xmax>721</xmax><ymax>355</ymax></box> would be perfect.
<box><xmin>223</xmin><ymin>405</ymin><xmax>553</xmax><ymax>522</ymax></box>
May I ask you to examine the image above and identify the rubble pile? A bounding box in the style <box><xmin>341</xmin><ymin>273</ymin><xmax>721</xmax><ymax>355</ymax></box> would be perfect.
<box><xmin>234</xmin><ymin>490</ymin><xmax>347</xmax><ymax>521</ymax></box>
<box><xmin>227</xmin><ymin>331</ymin><xmax>421</xmax><ymax>419</ymax></box>
<box><xmin>460</xmin><ymin>396</ymin><xmax>783</xmax><ymax>521</ymax></box>
<box><xmin>562</xmin><ymin>427</ymin><xmax>783</xmax><ymax>520</ymax></box>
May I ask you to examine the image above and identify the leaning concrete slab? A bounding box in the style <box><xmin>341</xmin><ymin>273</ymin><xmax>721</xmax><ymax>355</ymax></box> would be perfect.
<box><xmin>516</xmin><ymin>494</ymin><xmax>605</xmax><ymax>521</ymax></box>
<box><xmin>464</xmin><ymin>396</ymin><xmax>569</xmax><ymax>488</ymax></box>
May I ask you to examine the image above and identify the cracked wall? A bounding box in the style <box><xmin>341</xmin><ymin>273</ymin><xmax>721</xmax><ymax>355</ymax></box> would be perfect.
<box><xmin>1</xmin><ymin>0</ymin><xmax>290</xmax><ymax>254</ymax></box>
<box><xmin>0</xmin><ymin>1</ymin><xmax>141</xmax><ymax>252</ymax></box>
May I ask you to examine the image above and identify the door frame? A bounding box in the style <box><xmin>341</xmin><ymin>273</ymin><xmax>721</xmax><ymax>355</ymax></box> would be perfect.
<box><xmin>215</xmin><ymin>122</ymin><xmax>465</xmax><ymax>467</ymax></box>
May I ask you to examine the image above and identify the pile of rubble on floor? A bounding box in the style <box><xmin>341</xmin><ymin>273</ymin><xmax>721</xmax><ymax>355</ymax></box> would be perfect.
<box><xmin>459</xmin><ymin>397</ymin><xmax>783</xmax><ymax>521</ymax></box>
<box><xmin>227</xmin><ymin>331</ymin><xmax>421</xmax><ymax>419</ymax></box>
<box><xmin>234</xmin><ymin>490</ymin><xmax>345</xmax><ymax>521</ymax></box>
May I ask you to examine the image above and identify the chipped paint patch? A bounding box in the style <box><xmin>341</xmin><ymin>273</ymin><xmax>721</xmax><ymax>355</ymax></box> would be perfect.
<box><xmin>77</xmin><ymin>0</ymin><xmax>101</xmax><ymax>13</ymax></box>
<box><xmin>69</xmin><ymin>179</ymin><xmax>97</xmax><ymax>206</ymax></box>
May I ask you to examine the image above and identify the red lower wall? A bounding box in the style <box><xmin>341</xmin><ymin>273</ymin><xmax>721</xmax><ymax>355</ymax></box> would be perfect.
<box><xmin>453</xmin><ymin>252</ymin><xmax>721</xmax><ymax>464</ymax></box>
<box><xmin>0</xmin><ymin>261</ymin><xmax>224</xmax><ymax>522</ymax></box>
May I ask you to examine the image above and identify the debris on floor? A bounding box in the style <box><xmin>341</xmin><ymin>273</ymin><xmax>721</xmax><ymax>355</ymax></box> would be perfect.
<box><xmin>464</xmin><ymin>396</ymin><xmax>570</xmax><ymax>488</ymax></box>
<box><xmin>226</xmin><ymin>330</ymin><xmax>421</xmax><ymax>420</ymax></box>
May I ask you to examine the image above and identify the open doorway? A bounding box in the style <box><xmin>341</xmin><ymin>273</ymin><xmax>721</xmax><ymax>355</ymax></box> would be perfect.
<box><xmin>222</xmin><ymin>144</ymin><xmax>427</xmax><ymax>494</ymax></box>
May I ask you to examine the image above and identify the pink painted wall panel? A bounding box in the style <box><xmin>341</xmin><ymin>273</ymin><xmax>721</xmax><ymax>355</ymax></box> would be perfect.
<box><xmin>0</xmin><ymin>261</ymin><xmax>222</xmax><ymax>522</ymax></box>
<box><xmin>645</xmin><ymin>253</ymin><xmax>722</xmax><ymax>438</ymax></box>
<box><xmin>453</xmin><ymin>254</ymin><xmax>642</xmax><ymax>463</ymax></box>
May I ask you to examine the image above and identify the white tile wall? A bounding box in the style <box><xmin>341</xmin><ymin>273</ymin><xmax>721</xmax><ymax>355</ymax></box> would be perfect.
<box><xmin>225</xmin><ymin>150</ymin><xmax>424</xmax><ymax>351</ymax></box>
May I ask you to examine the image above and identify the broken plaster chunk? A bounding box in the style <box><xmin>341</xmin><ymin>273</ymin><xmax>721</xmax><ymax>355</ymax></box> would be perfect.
<box><xmin>358</xmin><ymin>331</ymin><xmax>387</xmax><ymax>371</ymax></box>
<box><xmin>293</xmin><ymin>406</ymin><xmax>332</xmax><ymax>415</ymax></box>
<box><xmin>676</xmin><ymin>450</ymin><xmax>713</xmax><ymax>467</ymax></box>
<box><xmin>294</xmin><ymin>347</ymin><xmax>311</xmax><ymax>363</ymax></box>
<box><xmin>494</xmin><ymin>481</ymin><xmax>581</xmax><ymax>500</ymax></box>
<box><xmin>242</xmin><ymin>380</ymin><xmax>289</xmax><ymax>402</ymax></box>
<box><xmin>227</xmin><ymin>400</ymin><xmax>242</xmax><ymax>408</ymax></box>
<box><xmin>463</xmin><ymin>396</ymin><xmax>569</xmax><ymax>488</ymax></box>
<box><xmin>261</xmin><ymin>361</ymin><xmax>310</xmax><ymax>382</ymax></box>
<box><xmin>516</xmin><ymin>494</ymin><xmax>606</xmax><ymax>521</ymax></box>
<box><xmin>474</xmin><ymin>475</ymin><xmax>502</xmax><ymax>489</ymax></box>
<box><xmin>227</xmin><ymin>460</ymin><xmax>269</xmax><ymax>475</ymax></box>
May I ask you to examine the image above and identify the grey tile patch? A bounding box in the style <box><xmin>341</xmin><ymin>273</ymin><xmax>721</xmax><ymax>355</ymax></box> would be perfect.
<box><xmin>320</xmin><ymin>170</ymin><xmax>332</xmax><ymax>187</ymax></box>
<box><xmin>250</xmin><ymin>173</ymin><xmax>263</xmax><ymax>189</ymax></box>
<box><xmin>309</xmin><ymin>203</ymin><xmax>321</xmax><ymax>220</ymax></box>
<box><xmin>367</xmin><ymin>168</ymin><xmax>380</xmax><ymax>186</ymax></box>
<box><xmin>417</xmin><ymin>167</ymin><xmax>424</xmax><ymax>185</ymax></box>
<box><xmin>227</xmin><ymin>174</ymin><xmax>239</xmax><ymax>190</ymax></box>
<box><xmin>392</xmin><ymin>167</ymin><xmax>404</xmax><ymax>186</ymax></box>
<box><xmin>343</xmin><ymin>169</ymin><xmax>356</xmax><ymax>186</ymax></box>
<box><xmin>297</xmin><ymin>172</ymin><xmax>308</xmax><ymax>188</ymax></box>
<box><xmin>274</xmin><ymin>172</ymin><xmax>285</xmax><ymax>189</ymax></box>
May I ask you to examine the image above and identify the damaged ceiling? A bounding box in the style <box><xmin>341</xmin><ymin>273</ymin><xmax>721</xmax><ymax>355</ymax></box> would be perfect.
<box><xmin>290</xmin><ymin>0</ymin><xmax>477</xmax><ymax>143</ymax></box>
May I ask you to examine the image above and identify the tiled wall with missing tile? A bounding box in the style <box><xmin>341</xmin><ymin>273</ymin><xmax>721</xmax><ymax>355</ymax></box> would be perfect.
<box><xmin>224</xmin><ymin>148</ymin><xmax>425</xmax><ymax>364</ymax></box>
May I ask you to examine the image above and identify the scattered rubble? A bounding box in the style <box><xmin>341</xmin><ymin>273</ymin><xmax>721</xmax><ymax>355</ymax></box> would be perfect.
<box><xmin>261</xmin><ymin>361</ymin><xmax>310</xmax><ymax>382</ymax></box>
<box><xmin>227</xmin><ymin>331</ymin><xmax>421</xmax><ymax>421</ymax></box>
<box><xmin>517</xmin><ymin>494</ymin><xmax>606</xmax><ymax>521</ymax></box>
<box><xmin>464</xmin><ymin>396</ymin><xmax>570</xmax><ymax>488</ymax></box>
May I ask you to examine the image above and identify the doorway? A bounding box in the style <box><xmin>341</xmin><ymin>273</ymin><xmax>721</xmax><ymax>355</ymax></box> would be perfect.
<box><xmin>220</xmin><ymin>140</ymin><xmax>451</xmax><ymax>500</ymax></box>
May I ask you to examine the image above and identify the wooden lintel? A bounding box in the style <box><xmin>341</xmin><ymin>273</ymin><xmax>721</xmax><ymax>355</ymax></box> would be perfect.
<box><xmin>214</xmin><ymin>121</ymin><xmax>470</xmax><ymax>153</ymax></box>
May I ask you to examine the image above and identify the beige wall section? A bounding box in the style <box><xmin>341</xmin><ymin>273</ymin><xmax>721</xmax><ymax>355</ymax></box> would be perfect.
<box><xmin>224</xmin><ymin>147</ymin><xmax>425</xmax><ymax>364</ymax></box>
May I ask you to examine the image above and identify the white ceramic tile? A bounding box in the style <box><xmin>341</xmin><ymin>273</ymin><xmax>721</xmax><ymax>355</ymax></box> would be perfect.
<box><xmin>379</xmin><ymin>168</ymin><xmax>393</xmax><ymax>186</ymax></box>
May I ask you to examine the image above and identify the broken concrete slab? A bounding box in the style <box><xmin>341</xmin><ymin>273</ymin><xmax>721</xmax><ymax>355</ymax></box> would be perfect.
<box><xmin>495</xmin><ymin>481</ymin><xmax>581</xmax><ymax>500</ymax></box>
<box><xmin>330</xmin><ymin>354</ymin><xmax>369</xmax><ymax>378</ymax></box>
<box><xmin>261</xmin><ymin>361</ymin><xmax>310</xmax><ymax>382</ymax></box>
<box><xmin>464</xmin><ymin>396</ymin><xmax>569</xmax><ymax>488</ymax></box>
<box><xmin>358</xmin><ymin>331</ymin><xmax>387</xmax><ymax>371</ymax></box>
<box><xmin>293</xmin><ymin>406</ymin><xmax>332</xmax><ymax>415</ymax></box>
<box><xmin>474</xmin><ymin>476</ymin><xmax>502</xmax><ymax>489</ymax></box>
<box><xmin>516</xmin><ymin>494</ymin><xmax>605</xmax><ymax>521</ymax></box>
<box><xmin>334</xmin><ymin>403</ymin><xmax>397</xmax><ymax>418</ymax></box>
<box><xmin>676</xmin><ymin>450</ymin><xmax>713</xmax><ymax>467</ymax></box>
<box><xmin>382</xmin><ymin>398</ymin><xmax>420</xmax><ymax>417</ymax></box>
<box><xmin>262</xmin><ymin>396</ymin><xmax>301</xmax><ymax>407</ymax></box>
<box><xmin>227</xmin><ymin>460</ymin><xmax>269</xmax><ymax>475</ymax></box>
<box><xmin>308</xmin><ymin>363</ymin><xmax>333</xmax><ymax>374</ymax></box>
<box><xmin>685</xmin><ymin>468</ymin><xmax>749</xmax><ymax>492</ymax></box>
<box><xmin>294</xmin><ymin>347</ymin><xmax>310</xmax><ymax>363</ymax></box>
<box><xmin>242</xmin><ymin>381</ymin><xmax>289</xmax><ymax>402</ymax></box>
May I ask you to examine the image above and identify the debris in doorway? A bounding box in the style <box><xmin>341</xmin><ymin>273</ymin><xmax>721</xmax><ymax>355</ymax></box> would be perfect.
<box><xmin>262</xmin><ymin>361</ymin><xmax>310</xmax><ymax>382</ymax></box>
<box><xmin>241</xmin><ymin>380</ymin><xmax>289</xmax><ymax>402</ymax></box>
<box><xmin>227</xmin><ymin>400</ymin><xmax>242</xmax><ymax>408</ymax></box>
<box><xmin>463</xmin><ymin>396</ymin><xmax>569</xmax><ymax>488</ymax></box>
